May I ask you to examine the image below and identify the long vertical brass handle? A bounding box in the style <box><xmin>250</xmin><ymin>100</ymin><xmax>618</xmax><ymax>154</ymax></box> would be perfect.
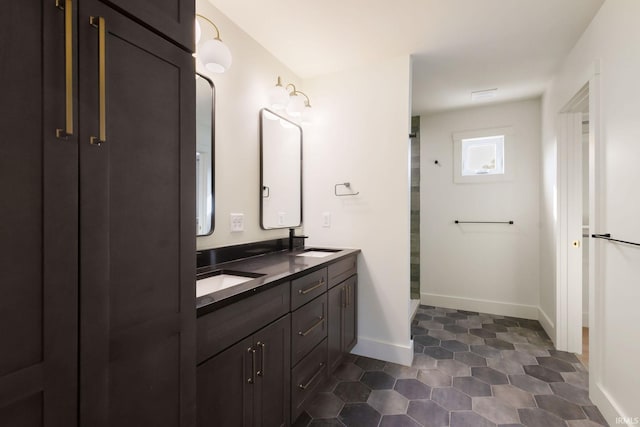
<box><xmin>56</xmin><ymin>0</ymin><xmax>73</xmax><ymax>139</ymax></box>
<box><xmin>247</xmin><ymin>347</ymin><xmax>256</xmax><ymax>384</ymax></box>
<box><xmin>89</xmin><ymin>16</ymin><xmax>106</xmax><ymax>145</ymax></box>
<box><xmin>257</xmin><ymin>342</ymin><xmax>265</xmax><ymax>377</ymax></box>
<box><xmin>347</xmin><ymin>284</ymin><xmax>350</xmax><ymax>307</ymax></box>
<box><xmin>342</xmin><ymin>286</ymin><xmax>346</xmax><ymax>308</ymax></box>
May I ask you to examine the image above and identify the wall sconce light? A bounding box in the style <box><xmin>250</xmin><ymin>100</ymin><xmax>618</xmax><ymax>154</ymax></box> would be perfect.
<box><xmin>268</xmin><ymin>77</ymin><xmax>313</xmax><ymax>124</ymax></box>
<box><xmin>195</xmin><ymin>14</ymin><xmax>232</xmax><ymax>73</ymax></box>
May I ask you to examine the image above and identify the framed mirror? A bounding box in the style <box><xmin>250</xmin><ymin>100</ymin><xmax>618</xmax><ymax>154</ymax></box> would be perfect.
<box><xmin>260</xmin><ymin>109</ymin><xmax>302</xmax><ymax>229</ymax></box>
<box><xmin>196</xmin><ymin>73</ymin><xmax>215</xmax><ymax>236</ymax></box>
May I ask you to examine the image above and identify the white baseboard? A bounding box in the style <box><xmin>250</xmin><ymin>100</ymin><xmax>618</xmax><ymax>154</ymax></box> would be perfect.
<box><xmin>590</xmin><ymin>381</ymin><xmax>628</xmax><ymax>426</ymax></box>
<box><xmin>410</xmin><ymin>299</ymin><xmax>420</xmax><ymax>321</ymax></box>
<box><xmin>351</xmin><ymin>336</ymin><xmax>414</xmax><ymax>367</ymax></box>
<box><xmin>420</xmin><ymin>292</ymin><xmax>538</xmax><ymax>320</ymax></box>
<box><xmin>538</xmin><ymin>307</ymin><xmax>556</xmax><ymax>345</ymax></box>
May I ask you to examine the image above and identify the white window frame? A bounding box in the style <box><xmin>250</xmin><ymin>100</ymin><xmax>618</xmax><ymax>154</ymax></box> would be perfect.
<box><xmin>453</xmin><ymin>127</ymin><xmax>514</xmax><ymax>183</ymax></box>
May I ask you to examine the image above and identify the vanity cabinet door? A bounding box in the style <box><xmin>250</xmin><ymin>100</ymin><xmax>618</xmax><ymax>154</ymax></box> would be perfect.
<box><xmin>197</xmin><ymin>337</ymin><xmax>254</xmax><ymax>427</ymax></box>
<box><xmin>343</xmin><ymin>276</ymin><xmax>358</xmax><ymax>353</ymax></box>
<box><xmin>254</xmin><ymin>315</ymin><xmax>291</xmax><ymax>427</ymax></box>
<box><xmin>327</xmin><ymin>284</ymin><xmax>345</xmax><ymax>372</ymax></box>
<box><xmin>78</xmin><ymin>1</ymin><xmax>196</xmax><ymax>426</ymax></box>
<box><xmin>0</xmin><ymin>2</ymin><xmax>78</xmax><ymax>426</ymax></box>
<box><xmin>99</xmin><ymin>0</ymin><xmax>194</xmax><ymax>50</ymax></box>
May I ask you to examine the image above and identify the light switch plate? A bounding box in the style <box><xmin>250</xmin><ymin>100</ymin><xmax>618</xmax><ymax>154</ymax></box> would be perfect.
<box><xmin>322</xmin><ymin>212</ymin><xmax>331</xmax><ymax>228</ymax></box>
<box><xmin>230</xmin><ymin>213</ymin><xmax>244</xmax><ymax>232</ymax></box>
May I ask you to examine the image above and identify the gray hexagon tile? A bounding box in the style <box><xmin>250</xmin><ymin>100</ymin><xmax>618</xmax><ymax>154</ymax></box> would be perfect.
<box><xmin>471</xmin><ymin>367</ymin><xmax>509</xmax><ymax>385</ymax></box>
<box><xmin>523</xmin><ymin>365</ymin><xmax>565</xmax><ymax>383</ymax></box>
<box><xmin>508</xmin><ymin>374</ymin><xmax>553</xmax><ymax>395</ymax></box>
<box><xmin>361</xmin><ymin>371</ymin><xmax>396</xmax><ymax>390</ymax></box>
<box><xmin>304</xmin><ymin>393</ymin><xmax>344</xmax><ymax>419</ymax></box>
<box><xmin>454</xmin><ymin>351</ymin><xmax>487</xmax><ymax>367</ymax></box>
<box><xmin>518</xmin><ymin>408</ymin><xmax>567</xmax><ymax>427</ymax></box>
<box><xmin>338</xmin><ymin>403</ymin><xmax>381</xmax><ymax>427</ymax></box>
<box><xmin>379</xmin><ymin>414</ymin><xmax>422</xmax><ymax>427</ymax></box>
<box><xmin>437</xmin><ymin>359</ymin><xmax>472</xmax><ymax>377</ymax></box>
<box><xmin>367</xmin><ymin>390</ymin><xmax>409</xmax><ymax>415</ymax></box>
<box><xmin>453</xmin><ymin>376</ymin><xmax>492</xmax><ymax>397</ymax></box>
<box><xmin>431</xmin><ymin>386</ymin><xmax>472</xmax><ymax>410</ymax></box>
<box><xmin>333</xmin><ymin>362</ymin><xmax>364</xmax><ymax>381</ymax></box>
<box><xmin>295</xmin><ymin>306</ymin><xmax>608</xmax><ymax>427</ymax></box>
<box><xmin>384</xmin><ymin>362</ymin><xmax>418</xmax><ymax>379</ymax></box>
<box><xmin>472</xmin><ymin>397</ymin><xmax>520</xmax><ymax>424</ymax></box>
<box><xmin>394</xmin><ymin>379</ymin><xmax>431</xmax><ymax>400</ymax></box>
<box><xmin>406</xmin><ymin>400</ymin><xmax>449</xmax><ymax>427</ymax></box>
<box><xmin>492</xmin><ymin>384</ymin><xmax>536</xmax><ymax>408</ymax></box>
<box><xmin>450</xmin><ymin>410</ymin><xmax>496</xmax><ymax>427</ymax></box>
<box><xmin>535</xmin><ymin>395</ymin><xmax>587</xmax><ymax>420</ymax></box>
<box><xmin>355</xmin><ymin>356</ymin><xmax>387</xmax><ymax>372</ymax></box>
<box><xmin>417</xmin><ymin>368</ymin><xmax>452</xmax><ymax>387</ymax></box>
<box><xmin>333</xmin><ymin>381</ymin><xmax>371</xmax><ymax>403</ymax></box>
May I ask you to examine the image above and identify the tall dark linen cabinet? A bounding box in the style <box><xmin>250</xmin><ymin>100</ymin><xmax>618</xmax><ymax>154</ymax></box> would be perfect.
<box><xmin>0</xmin><ymin>1</ymin><xmax>196</xmax><ymax>426</ymax></box>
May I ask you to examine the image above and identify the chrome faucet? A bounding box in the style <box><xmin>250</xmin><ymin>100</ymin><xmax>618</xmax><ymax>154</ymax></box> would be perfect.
<box><xmin>289</xmin><ymin>228</ymin><xmax>308</xmax><ymax>251</ymax></box>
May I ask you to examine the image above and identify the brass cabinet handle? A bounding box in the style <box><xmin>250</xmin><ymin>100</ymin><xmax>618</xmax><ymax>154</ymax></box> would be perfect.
<box><xmin>89</xmin><ymin>16</ymin><xmax>106</xmax><ymax>145</ymax></box>
<box><xmin>55</xmin><ymin>0</ymin><xmax>74</xmax><ymax>139</ymax></box>
<box><xmin>247</xmin><ymin>347</ymin><xmax>256</xmax><ymax>384</ymax></box>
<box><xmin>342</xmin><ymin>286</ymin><xmax>346</xmax><ymax>308</ymax></box>
<box><xmin>298</xmin><ymin>363</ymin><xmax>325</xmax><ymax>390</ymax></box>
<box><xmin>298</xmin><ymin>316</ymin><xmax>324</xmax><ymax>337</ymax></box>
<box><xmin>257</xmin><ymin>342</ymin><xmax>265</xmax><ymax>377</ymax></box>
<box><xmin>298</xmin><ymin>278</ymin><xmax>324</xmax><ymax>295</ymax></box>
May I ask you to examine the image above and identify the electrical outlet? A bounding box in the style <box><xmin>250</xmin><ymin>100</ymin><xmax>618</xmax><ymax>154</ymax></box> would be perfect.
<box><xmin>230</xmin><ymin>213</ymin><xmax>244</xmax><ymax>232</ymax></box>
<box><xmin>322</xmin><ymin>212</ymin><xmax>331</xmax><ymax>228</ymax></box>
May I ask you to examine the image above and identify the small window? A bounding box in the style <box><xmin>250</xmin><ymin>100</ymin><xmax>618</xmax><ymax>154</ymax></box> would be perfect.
<box><xmin>453</xmin><ymin>127</ymin><xmax>513</xmax><ymax>183</ymax></box>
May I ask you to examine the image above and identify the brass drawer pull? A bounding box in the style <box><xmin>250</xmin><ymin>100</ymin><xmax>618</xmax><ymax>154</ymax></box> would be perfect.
<box><xmin>257</xmin><ymin>342</ymin><xmax>265</xmax><ymax>377</ymax></box>
<box><xmin>89</xmin><ymin>16</ymin><xmax>107</xmax><ymax>146</ymax></box>
<box><xmin>247</xmin><ymin>347</ymin><xmax>256</xmax><ymax>384</ymax></box>
<box><xmin>298</xmin><ymin>279</ymin><xmax>324</xmax><ymax>295</ymax></box>
<box><xmin>298</xmin><ymin>362</ymin><xmax>325</xmax><ymax>390</ymax></box>
<box><xmin>298</xmin><ymin>316</ymin><xmax>324</xmax><ymax>337</ymax></box>
<box><xmin>56</xmin><ymin>0</ymin><xmax>74</xmax><ymax>139</ymax></box>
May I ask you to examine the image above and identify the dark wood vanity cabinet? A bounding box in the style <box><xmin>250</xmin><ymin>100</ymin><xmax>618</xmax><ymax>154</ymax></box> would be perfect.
<box><xmin>328</xmin><ymin>276</ymin><xmax>358</xmax><ymax>372</ymax></box>
<box><xmin>198</xmin><ymin>315</ymin><xmax>291</xmax><ymax>427</ymax></box>
<box><xmin>99</xmin><ymin>0</ymin><xmax>195</xmax><ymax>50</ymax></box>
<box><xmin>0</xmin><ymin>1</ymin><xmax>195</xmax><ymax>426</ymax></box>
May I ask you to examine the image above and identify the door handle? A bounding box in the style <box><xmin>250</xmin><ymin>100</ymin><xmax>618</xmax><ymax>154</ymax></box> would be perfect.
<box><xmin>56</xmin><ymin>0</ymin><xmax>74</xmax><ymax>139</ymax></box>
<box><xmin>89</xmin><ymin>16</ymin><xmax>107</xmax><ymax>146</ymax></box>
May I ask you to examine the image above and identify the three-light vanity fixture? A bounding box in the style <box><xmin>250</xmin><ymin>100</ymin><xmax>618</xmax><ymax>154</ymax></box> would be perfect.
<box><xmin>195</xmin><ymin>14</ymin><xmax>232</xmax><ymax>73</ymax></box>
<box><xmin>268</xmin><ymin>77</ymin><xmax>313</xmax><ymax>124</ymax></box>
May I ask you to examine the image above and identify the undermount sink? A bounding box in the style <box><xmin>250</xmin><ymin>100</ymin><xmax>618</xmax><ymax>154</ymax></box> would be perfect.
<box><xmin>296</xmin><ymin>248</ymin><xmax>341</xmax><ymax>258</ymax></box>
<box><xmin>196</xmin><ymin>270</ymin><xmax>265</xmax><ymax>297</ymax></box>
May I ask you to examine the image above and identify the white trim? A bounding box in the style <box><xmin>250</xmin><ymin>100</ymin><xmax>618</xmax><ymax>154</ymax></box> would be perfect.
<box><xmin>538</xmin><ymin>307</ymin><xmax>556</xmax><ymax>344</ymax></box>
<box><xmin>351</xmin><ymin>337</ymin><xmax>414</xmax><ymax>367</ymax></box>
<box><xmin>590</xmin><ymin>382</ymin><xmax>631</xmax><ymax>427</ymax></box>
<box><xmin>420</xmin><ymin>292</ymin><xmax>538</xmax><ymax>320</ymax></box>
<box><xmin>582</xmin><ymin>311</ymin><xmax>589</xmax><ymax>327</ymax></box>
<box><xmin>410</xmin><ymin>299</ymin><xmax>420</xmax><ymax>321</ymax></box>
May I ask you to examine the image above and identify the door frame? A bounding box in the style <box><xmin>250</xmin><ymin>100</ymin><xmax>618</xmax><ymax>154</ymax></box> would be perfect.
<box><xmin>555</xmin><ymin>60</ymin><xmax>602</xmax><ymax>389</ymax></box>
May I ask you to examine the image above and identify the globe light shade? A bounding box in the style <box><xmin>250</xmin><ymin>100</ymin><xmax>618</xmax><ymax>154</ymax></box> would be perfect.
<box><xmin>301</xmin><ymin>105</ymin><xmax>313</xmax><ymax>125</ymax></box>
<box><xmin>287</xmin><ymin>93</ymin><xmax>305</xmax><ymax>117</ymax></box>
<box><xmin>199</xmin><ymin>39</ymin><xmax>232</xmax><ymax>73</ymax></box>
<box><xmin>268</xmin><ymin>84</ymin><xmax>290</xmax><ymax>110</ymax></box>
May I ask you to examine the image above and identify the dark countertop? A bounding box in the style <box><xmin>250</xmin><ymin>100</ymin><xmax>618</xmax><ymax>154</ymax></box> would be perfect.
<box><xmin>196</xmin><ymin>247</ymin><xmax>360</xmax><ymax>316</ymax></box>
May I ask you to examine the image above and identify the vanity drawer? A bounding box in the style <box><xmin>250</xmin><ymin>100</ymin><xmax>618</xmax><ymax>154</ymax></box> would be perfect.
<box><xmin>291</xmin><ymin>338</ymin><xmax>328</xmax><ymax>422</ymax></box>
<box><xmin>197</xmin><ymin>282</ymin><xmax>290</xmax><ymax>364</ymax></box>
<box><xmin>328</xmin><ymin>255</ymin><xmax>357</xmax><ymax>289</ymax></box>
<box><xmin>291</xmin><ymin>294</ymin><xmax>327</xmax><ymax>366</ymax></box>
<box><xmin>291</xmin><ymin>267</ymin><xmax>327</xmax><ymax>310</ymax></box>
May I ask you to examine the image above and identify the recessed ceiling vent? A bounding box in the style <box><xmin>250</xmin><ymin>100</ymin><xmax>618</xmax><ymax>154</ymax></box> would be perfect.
<box><xmin>471</xmin><ymin>88</ymin><xmax>497</xmax><ymax>101</ymax></box>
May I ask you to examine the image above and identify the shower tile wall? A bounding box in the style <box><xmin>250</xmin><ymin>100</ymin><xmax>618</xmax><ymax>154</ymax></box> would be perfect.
<box><xmin>411</xmin><ymin>116</ymin><xmax>421</xmax><ymax>300</ymax></box>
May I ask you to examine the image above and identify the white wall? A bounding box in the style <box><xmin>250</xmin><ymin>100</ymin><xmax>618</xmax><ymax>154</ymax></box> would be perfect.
<box><xmin>541</xmin><ymin>0</ymin><xmax>640</xmax><ymax>423</ymax></box>
<box><xmin>420</xmin><ymin>99</ymin><xmax>541</xmax><ymax>319</ymax></box>
<box><xmin>195</xmin><ymin>0</ymin><xmax>301</xmax><ymax>249</ymax></box>
<box><xmin>303</xmin><ymin>56</ymin><xmax>413</xmax><ymax>366</ymax></box>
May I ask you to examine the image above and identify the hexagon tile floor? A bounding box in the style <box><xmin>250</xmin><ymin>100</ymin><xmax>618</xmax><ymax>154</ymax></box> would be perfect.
<box><xmin>293</xmin><ymin>305</ymin><xmax>609</xmax><ymax>427</ymax></box>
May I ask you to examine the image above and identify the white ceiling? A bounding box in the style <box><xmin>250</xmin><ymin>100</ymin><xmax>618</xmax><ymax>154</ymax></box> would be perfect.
<box><xmin>208</xmin><ymin>0</ymin><xmax>604</xmax><ymax>114</ymax></box>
